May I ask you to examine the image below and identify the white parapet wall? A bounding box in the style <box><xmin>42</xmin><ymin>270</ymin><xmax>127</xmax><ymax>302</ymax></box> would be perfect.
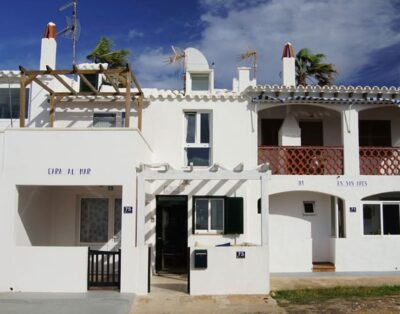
<box><xmin>270</xmin><ymin>238</ymin><xmax>312</xmax><ymax>273</ymax></box>
<box><xmin>333</xmin><ymin>238</ymin><xmax>400</xmax><ymax>272</ymax></box>
<box><xmin>14</xmin><ymin>247</ymin><xmax>88</xmax><ymax>292</ymax></box>
<box><xmin>189</xmin><ymin>246</ymin><xmax>269</xmax><ymax>295</ymax></box>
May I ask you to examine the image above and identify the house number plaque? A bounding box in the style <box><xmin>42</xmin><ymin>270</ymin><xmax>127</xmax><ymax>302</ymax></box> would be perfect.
<box><xmin>123</xmin><ymin>206</ymin><xmax>133</xmax><ymax>214</ymax></box>
<box><xmin>236</xmin><ymin>251</ymin><xmax>245</xmax><ymax>259</ymax></box>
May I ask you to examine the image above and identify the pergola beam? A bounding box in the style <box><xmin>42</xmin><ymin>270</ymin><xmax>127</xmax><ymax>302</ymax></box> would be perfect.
<box><xmin>100</xmin><ymin>64</ymin><xmax>120</xmax><ymax>94</ymax></box>
<box><xmin>73</xmin><ymin>65</ymin><xmax>98</xmax><ymax>94</ymax></box>
<box><xmin>19</xmin><ymin>65</ymin><xmax>143</xmax><ymax>128</ymax></box>
<box><xmin>47</xmin><ymin>66</ymin><xmax>77</xmax><ymax>94</ymax></box>
<box><xmin>125</xmin><ymin>73</ymin><xmax>131</xmax><ymax>127</ymax></box>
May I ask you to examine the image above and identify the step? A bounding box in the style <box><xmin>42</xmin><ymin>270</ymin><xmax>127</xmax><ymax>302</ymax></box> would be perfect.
<box><xmin>313</xmin><ymin>262</ymin><xmax>335</xmax><ymax>272</ymax></box>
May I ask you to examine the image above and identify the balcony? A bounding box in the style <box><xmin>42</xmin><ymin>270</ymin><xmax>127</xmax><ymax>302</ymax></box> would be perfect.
<box><xmin>360</xmin><ymin>147</ymin><xmax>400</xmax><ymax>175</ymax></box>
<box><xmin>258</xmin><ymin>146</ymin><xmax>344</xmax><ymax>175</ymax></box>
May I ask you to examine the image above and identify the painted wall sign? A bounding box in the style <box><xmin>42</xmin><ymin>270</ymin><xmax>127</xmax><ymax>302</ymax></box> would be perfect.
<box><xmin>236</xmin><ymin>251</ymin><xmax>245</xmax><ymax>259</ymax></box>
<box><xmin>48</xmin><ymin>168</ymin><xmax>92</xmax><ymax>176</ymax></box>
<box><xmin>350</xmin><ymin>207</ymin><xmax>357</xmax><ymax>213</ymax></box>
<box><xmin>337</xmin><ymin>180</ymin><xmax>367</xmax><ymax>187</ymax></box>
<box><xmin>123</xmin><ymin>206</ymin><xmax>133</xmax><ymax>214</ymax></box>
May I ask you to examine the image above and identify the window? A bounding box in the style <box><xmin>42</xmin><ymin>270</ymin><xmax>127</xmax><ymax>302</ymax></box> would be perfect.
<box><xmin>93</xmin><ymin>112</ymin><xmax>125</xmax><ymax>128</ymax></box>
<box><xmin>193</xmin><ymin>196</ymin><xmax>244</xmax><ymax>235</ymax></box>
<box><xmin>191</xmin><ymin>73</ymin><xmax>209</xmax><ymax>91</ymax></box>
<box><xmin>194</xmin><ymin>198</ymin><xmax>224</xmax><ymax>233</ymax></box>
<box><xmin>80</xmin><ymin>197</ymin><xmax>122</xmax><ymax>243</ymax></box>
<box><xmin>363</xmin><ymin>203</ymin><xmax>400</xmax><ymax>235</ymax></box>
<box><xmin>359</xmin><ymin>120</ymin><xmax>391</xmax><ymax>146</ymax></box>
<box><xmin>0</xmin><ymin>88</ymin><xmax>29</xmax><ymax>119</ymax></box>
<box><xmin>184</xmin><ymin>112</ymin><xmax>211</xmax><ymax>166</ymax></box>
<box><xmin>303</xmin><ymin>201</ymin><xmax>315</xmax><ymax>215</ymax></box>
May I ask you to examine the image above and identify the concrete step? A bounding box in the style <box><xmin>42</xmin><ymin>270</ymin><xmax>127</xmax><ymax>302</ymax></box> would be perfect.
<box><xmin>313</xmin><ymin>262</ymin><xmax>335</xmax><ymax>272</ymax></box>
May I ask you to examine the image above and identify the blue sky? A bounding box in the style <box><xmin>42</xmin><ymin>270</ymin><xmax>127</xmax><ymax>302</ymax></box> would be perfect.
<box><xmin>1</xmin><ymin>0</ymin><xmax>400</xmax><ymax>89</ymax></box>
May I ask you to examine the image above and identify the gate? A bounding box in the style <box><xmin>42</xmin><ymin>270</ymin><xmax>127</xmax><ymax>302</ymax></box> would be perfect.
<box><xmin>88</xmin><ymin>249</ymin><xmax>121</xmax><ymax>289</ymax></box>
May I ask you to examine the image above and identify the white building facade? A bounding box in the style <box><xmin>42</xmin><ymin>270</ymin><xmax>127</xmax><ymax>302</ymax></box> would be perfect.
<box><xmin>0</xmin><ymin>26</ymin><xmax>400</xmax><ymax>295</ymax></box>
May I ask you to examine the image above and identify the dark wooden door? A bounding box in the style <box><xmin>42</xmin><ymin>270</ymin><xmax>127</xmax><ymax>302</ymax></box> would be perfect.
<box><xmin>359</xmin><ymin>120</ymin><xmax>391</xmax><ymax>146</ymax></box>
<box><xmin>261</xmin><ymin>119</ymin><xmax>283</xmax><ymax>146</ymax></box>
<box><xmin>299</xmin><ymin>121</ymin><xmax>323</xmax><ymax>146</ymax></box>
<box><xmin>156</xmin><ymin>196</ymin><xmax>188</xmax><ymax>273</ymax></box>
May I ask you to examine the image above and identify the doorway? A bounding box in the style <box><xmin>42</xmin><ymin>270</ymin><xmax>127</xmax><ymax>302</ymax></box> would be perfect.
<box><xmin>155</xmin><ymin>195</ymin><xmax>188</xmax><ymax>273</ymax></box>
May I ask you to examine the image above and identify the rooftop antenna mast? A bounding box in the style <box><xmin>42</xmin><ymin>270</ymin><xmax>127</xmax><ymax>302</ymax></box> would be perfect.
<box><xmin>166</xmin><ymin>46</ymin><xmax>186</xmax><ymax>89</ymax></box>
<box><xmin>58</xmin><ymin>0</ymin><xmax>81</xmax><ymax>65</ymax></box>
<box><xmin>239</xmin><ymin>48</ymin><xmax>258</xmax><ymax>79</ymax></box>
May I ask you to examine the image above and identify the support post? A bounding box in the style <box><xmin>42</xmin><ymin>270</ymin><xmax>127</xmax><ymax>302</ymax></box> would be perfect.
<box><xmin>260</xmin><ymin>172</ymin><xmax>269</xmax><ymax>246</ymax></box>
<box><xmin>49</xmin><ymin>95</ymin><xmax>56</xmax><ymax>128</ymax></box>
<box><xmin>125</xmin><ymin>75</ymin><xmax>131</xmax><ymax>128</ymax></box>
<box><xmin>137</xmin><ymin>97</ymin><xmax>143</xmax><ymax>131</ymax></box>
<box><xmin>342</xmin><ymin>106</ymin><xmax>359</xmax><ymax>175</ymax></box>
<box><xmin>136</xmin><ymin>174</ymin><xmax>145</xmax><ymax>247</ymax></box>
<box><xmin>19</xmin><ymin>76</ymin><xmax>27</xmax><ymax>127</ymax></box>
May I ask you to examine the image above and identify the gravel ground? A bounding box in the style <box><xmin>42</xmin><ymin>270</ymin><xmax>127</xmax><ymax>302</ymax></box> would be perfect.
<box><xmin>279</xmin><ymin>295</ymin><xmax>400</xmax><ymax>314</ymax></box>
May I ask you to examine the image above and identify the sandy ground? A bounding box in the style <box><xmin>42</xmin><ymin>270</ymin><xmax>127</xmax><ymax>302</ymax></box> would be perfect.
<box><xmin>130</xmin><ymin>273</ymin><xmax>400</xmax><ymax>314</ymax></box>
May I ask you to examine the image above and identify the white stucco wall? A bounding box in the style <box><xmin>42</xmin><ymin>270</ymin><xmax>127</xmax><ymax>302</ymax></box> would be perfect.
<box><xmin>17</xmin><ymin>186</ymin><xmax>52</xmax><ymax>246</ymax></box>
<box><xmin>270</xmin><ymin>191</ymin><xmax>331</xmax><ymax>272</ymax></box>
<box><xmin>14</xmin><ymin>247</ymin><xmax>87</xmax><ymax>292</ymax></box>
<box><xmin>189</xmin><ymin>246</ymin><xmax>269</xmax><ymax>295</ymax></box>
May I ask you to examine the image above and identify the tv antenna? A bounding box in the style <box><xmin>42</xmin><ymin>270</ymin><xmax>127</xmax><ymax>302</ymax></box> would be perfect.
<box><xmin>166</xmin><ymin>46</ymin><xmax>185</xmax><ymax>66</ymax></box>
<box><xmin>58</xmin><ymin>0</ymin><xmax>80</xmax><ymax>65</ymax></box>
<box><xmin>239</xmin><ymin>48</ymin><xmax>257</xmax><ymax>79</ymax></box>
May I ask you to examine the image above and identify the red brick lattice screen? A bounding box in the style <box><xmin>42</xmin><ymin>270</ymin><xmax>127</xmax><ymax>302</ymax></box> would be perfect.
<box><xmin>360</xmin><ymin>147</ymin><xmax>400</xmax><ymax>175</ymax></box>
<box><xmin>258</xmin><ymin>146</ymin><xmax>344</xmax><ymax>175</ymax></box>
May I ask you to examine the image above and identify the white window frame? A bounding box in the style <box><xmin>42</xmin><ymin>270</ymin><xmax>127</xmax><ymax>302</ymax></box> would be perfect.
<box><xmin>194</xmin><ymin>197</ymin><xmax>224</xmax><ymax>234</ymax></box>
<box><xmin>362</xmin><ymin>201</ymin><xmax>400</xmax><ymax>236</ymax></box>
<box><xmin>78</xmin><ymin>196</ymin><xmax>122</xmax><ymax>245</ymax></box>
<box><xmin>184</xmin><ymin>111</ymin><xmax>212</xmax><ymax>167</ymax></box>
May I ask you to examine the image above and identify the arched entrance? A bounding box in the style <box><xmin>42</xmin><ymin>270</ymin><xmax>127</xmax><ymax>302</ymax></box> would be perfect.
<box><xmin>269</xmin><ymin>190</ymin><xmax>345</xmax><ymax>273</ymax></box>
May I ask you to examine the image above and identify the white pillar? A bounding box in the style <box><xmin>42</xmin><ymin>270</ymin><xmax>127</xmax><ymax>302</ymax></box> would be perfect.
<box><xmin>120</xmin><ymin>179</ymin><xmax>137</xmax><ymax>292</ymax></box>
<box><xmin>342</xmin><ymin>106</ymin><xmax>359</xmax><ymax>176</ymax></box>
<box><xmin>136</xmin><ymin>174</ymin><xmax>146</xmax><ymax>247</ymax></box>
<box><xmin>260</xmin><ymin>172</ymin><xmax>269</xmax><ymax>246</ymax></box>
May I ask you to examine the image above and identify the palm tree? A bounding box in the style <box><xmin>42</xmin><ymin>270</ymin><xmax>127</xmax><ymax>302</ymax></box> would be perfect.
<box><xmin>295</xmin><ymin>48</ymin><xmax>337</xmax><ymax>86</ymax></box>
<box><xmin>86</xmin><ymin>37</ymin><xmax>130</xmax><ymax>68</ymax></box>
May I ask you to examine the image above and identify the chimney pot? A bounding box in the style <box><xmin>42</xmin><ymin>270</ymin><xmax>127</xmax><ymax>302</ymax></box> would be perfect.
<box><xmin>282</xmin><ymin>42</ymin><xmax>295</xmax><ymax>59</ymax></box>
<box><xmin>44</xmin><ymin>22</ymin><xmax>57</xmax><ymax>39</ymax></box>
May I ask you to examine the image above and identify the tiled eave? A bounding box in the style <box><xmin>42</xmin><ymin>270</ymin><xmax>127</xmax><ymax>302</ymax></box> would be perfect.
<box><xmin>246</xmin><ymin>84</ymin><xmax>400</xmax><ymax>104</ymax></box>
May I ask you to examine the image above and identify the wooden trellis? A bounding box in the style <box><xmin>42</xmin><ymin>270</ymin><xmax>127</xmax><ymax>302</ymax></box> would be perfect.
<box><xmin>19</xmin><ymin>64</ymin><xmax>144</xmax><ymax>129</ymax></box>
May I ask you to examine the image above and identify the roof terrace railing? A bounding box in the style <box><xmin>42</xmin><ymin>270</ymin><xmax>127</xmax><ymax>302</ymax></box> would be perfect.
<box><xmin>258</xmin><ymin>146</ymin><xmax>344</xmax><ymax>175</ymax></box>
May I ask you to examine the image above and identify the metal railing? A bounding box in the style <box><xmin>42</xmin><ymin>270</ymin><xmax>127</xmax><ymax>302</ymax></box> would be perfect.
<box><xmin>258</xmin><ymin>146</ymin><xmax>344</xmax><ymax>175</ymax></box>
<box><xmin>360</xmin><ymin>147</ymin><xmax>400</xmax><ymax>175</ymax></box>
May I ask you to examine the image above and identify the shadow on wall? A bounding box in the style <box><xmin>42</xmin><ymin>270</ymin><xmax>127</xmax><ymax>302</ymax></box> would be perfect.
<box><xmin>144</xmin><ymin>179</ymin><xmax>246</xmax><ymax>242</ymax></box>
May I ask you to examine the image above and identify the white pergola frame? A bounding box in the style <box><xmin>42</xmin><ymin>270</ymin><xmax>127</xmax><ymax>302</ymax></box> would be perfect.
<box><xmin>136</xmin><ymin>163</ymin><xmax>270</xmax><ymax>247</ymax></box>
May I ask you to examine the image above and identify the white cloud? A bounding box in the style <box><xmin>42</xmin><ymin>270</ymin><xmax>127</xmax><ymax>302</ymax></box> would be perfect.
<box><xmin>135</xmin><ymin>0</ymin><xmax>400</xmax><ymax>89</ymax></box>
<box><xmin>133</xmin><ymin>48</ymin><xmax>184</xmax><ymax>89</ymax></box>
<box><xmin>128</xmin><ymin>29</ymin><xmax>144</xmax><ymax>40</ymax></box>
<box><xmin>199</xmin><ymin>0</ymin><xmax>400</xmax><ymax>87</ymax></box>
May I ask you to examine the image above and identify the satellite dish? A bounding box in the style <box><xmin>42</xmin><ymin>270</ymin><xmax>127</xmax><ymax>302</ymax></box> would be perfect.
<box><xmin>239</xmin><ymin>48</ymin><xmax>257</xmax><ymax>79</ymax></box>
<box><xmin>57</xmin><ymin>0</ymin><xmax>80</xmax><ymax>65</ymax></box>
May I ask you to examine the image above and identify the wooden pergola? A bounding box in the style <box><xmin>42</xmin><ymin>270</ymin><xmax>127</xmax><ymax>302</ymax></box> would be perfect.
<box><xmin>19</xmin><ymin>64</ymin><xmax>144</xmax><ymax>129</ymax></box>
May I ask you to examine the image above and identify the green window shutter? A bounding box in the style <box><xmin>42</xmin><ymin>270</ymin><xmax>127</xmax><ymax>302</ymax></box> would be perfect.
<box><xmin>80</xmin><ymin>74</ymin><xmax>99</xmax><ymax>92</ymax></box>
<box><xmin>224</xmin><ymin>197</ymin><xmax>244</xmax><ymax>234</ymax></box>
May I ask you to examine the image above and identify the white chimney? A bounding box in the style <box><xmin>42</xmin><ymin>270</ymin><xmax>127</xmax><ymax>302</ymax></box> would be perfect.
<box><xmin>40</xmin><ymin>22</ymin><xmax>57</xmax><ymax>70</ymax></box>
<box><xmin>282</xmin><ymin>42</ymin><xmax>295</xmax><ymax>87</ymax></box>
<box><xmin>235</xmin><ymin>67</ymin><xmax>256</xmax><ymax>93</ymax></box>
